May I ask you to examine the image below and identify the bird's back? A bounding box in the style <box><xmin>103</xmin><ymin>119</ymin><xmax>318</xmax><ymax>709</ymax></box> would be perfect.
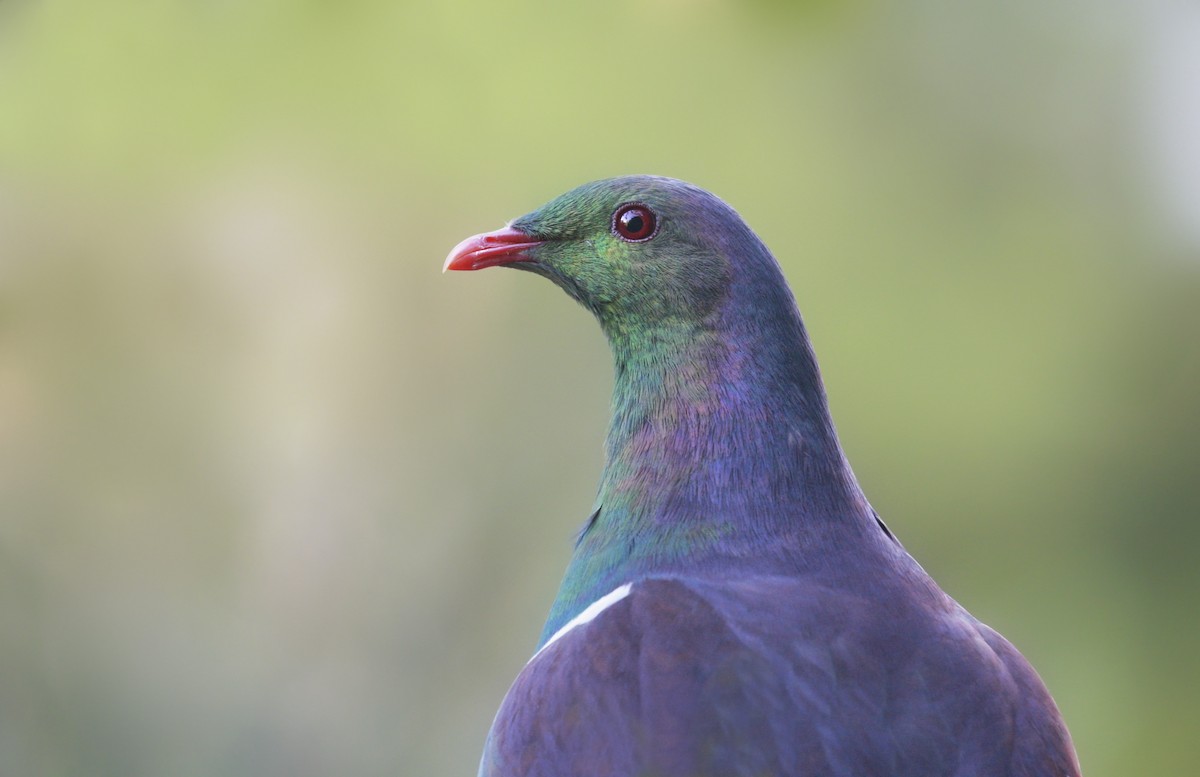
<box><xmin>480</xmin><ymin>573</ymin><xmax>1078</xmax><ymax>777</ymax></box>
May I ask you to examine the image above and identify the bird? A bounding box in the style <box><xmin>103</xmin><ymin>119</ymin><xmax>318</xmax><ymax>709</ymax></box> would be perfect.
<box><xmin>444</xmin><ymin>176</ymin><xmax>1081</xmax><ymax>777</ymax></box>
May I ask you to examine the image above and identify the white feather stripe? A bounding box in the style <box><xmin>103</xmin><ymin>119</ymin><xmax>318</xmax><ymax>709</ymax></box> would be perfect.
<box><xmin>527</xmin><ymin>583</ymin><xmax>633</xmax><ymax>664</ymax></box>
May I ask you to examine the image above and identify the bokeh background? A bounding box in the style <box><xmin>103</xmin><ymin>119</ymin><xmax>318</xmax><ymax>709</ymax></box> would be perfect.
<box><xmin>2</xmin><ymin>1</ymin><xmax>1198</xmax><ymax>774</ymax></box>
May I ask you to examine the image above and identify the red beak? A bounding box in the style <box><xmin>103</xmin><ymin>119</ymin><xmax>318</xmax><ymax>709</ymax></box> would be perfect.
<box><xmin>443</xmin><ymin>225</ymin><xmax>544</xmax><ymax>272</ymax></box>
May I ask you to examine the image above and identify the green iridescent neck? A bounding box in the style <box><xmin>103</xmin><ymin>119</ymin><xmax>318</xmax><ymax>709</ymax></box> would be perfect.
<box><xmin>535</xmin><ymin>297</ymin><xmax>871</xmax><ymax>645</ymax></box>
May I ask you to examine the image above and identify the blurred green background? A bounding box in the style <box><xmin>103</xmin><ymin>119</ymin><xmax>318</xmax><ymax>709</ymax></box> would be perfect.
<box><xmin>2</xmin><ymin>1</ymin><xmax>1198</xmax><ymax>774</ymax></box>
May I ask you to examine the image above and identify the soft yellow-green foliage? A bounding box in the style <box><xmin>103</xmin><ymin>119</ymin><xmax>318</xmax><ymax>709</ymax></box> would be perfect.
<box><xmin>1</xmin><ymin>1</ymin><xmax>1197</xmax><ymax>775</ymax></box>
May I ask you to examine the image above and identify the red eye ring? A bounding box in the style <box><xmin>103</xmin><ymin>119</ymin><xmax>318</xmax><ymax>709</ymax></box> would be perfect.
<box><xmin>612</xmin><ymin>203</ymin><xmax>658</xmax><ymax>242</ymax></box>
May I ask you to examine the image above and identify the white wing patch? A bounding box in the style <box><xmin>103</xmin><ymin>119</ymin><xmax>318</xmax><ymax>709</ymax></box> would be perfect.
<box><xmin>527</xmin><ymin>583</ymin><xmax>633</xmax><ymax>664</ymax></box>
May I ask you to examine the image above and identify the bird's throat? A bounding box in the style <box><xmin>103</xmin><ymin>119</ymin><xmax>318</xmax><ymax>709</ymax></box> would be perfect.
<box><xmin>538</xmin><ymin>321</ymin><xmax>873</xmax><ymax>645</ymax></box>
<box><xmin>596</xmin><ymin>312</ymin><xmax>864</xmax><ymax>539</ymax></box>
<box><xmin>539</xmin><ymin>274</ymin><xmax>877</xmax><ymax>646</ymax></box>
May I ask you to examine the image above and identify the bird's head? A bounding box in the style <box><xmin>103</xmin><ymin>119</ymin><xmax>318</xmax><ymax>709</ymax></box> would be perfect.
<box><xmin>445</xmin><ymin>176</ymin><xmax>778</xmax><ymax>335</ymax></box>
<box><xmin>446</xmin><ymin>176</ymin><xmax>857</xmax><ymax>529</ymax></box>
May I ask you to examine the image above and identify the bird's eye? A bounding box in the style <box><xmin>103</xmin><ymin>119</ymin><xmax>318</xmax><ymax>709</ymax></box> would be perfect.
<box><xmin>612</xmin><ymin>203</ymin><xmax>658</xmax><ymax>242</ymax></box>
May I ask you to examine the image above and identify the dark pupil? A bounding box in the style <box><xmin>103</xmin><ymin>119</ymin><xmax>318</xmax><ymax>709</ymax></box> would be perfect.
<box><xmin>622</xmin><ymin>212</ymin><xmax>645</xmax><ymax>234</ymax></box>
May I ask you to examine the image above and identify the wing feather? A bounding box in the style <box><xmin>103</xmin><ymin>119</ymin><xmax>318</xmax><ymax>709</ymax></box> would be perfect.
<box><xmin>479</xmin><ymin>575</ymin><xmax>1078</xmax><ymax>777</ymax></box>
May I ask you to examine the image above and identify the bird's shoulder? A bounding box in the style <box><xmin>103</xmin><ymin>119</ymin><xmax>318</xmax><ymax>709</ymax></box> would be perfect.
<box><xmin>481</xmin><ymin>574</ymin><xmax>1077</xmax><ymax>777</ymax></box>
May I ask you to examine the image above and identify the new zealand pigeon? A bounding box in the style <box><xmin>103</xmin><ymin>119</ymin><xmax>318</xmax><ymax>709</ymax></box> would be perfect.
<box><xmin>445</xmin><ymin>176</ymin><xmax>1080</xmax><ymax>777</ymax></box>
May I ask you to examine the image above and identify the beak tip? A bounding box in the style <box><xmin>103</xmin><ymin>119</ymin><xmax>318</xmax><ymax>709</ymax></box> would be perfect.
<box><xmin>443</xmin><ymin>233</ymin><xmax>483</xmax><ymax>273</ymax></box>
